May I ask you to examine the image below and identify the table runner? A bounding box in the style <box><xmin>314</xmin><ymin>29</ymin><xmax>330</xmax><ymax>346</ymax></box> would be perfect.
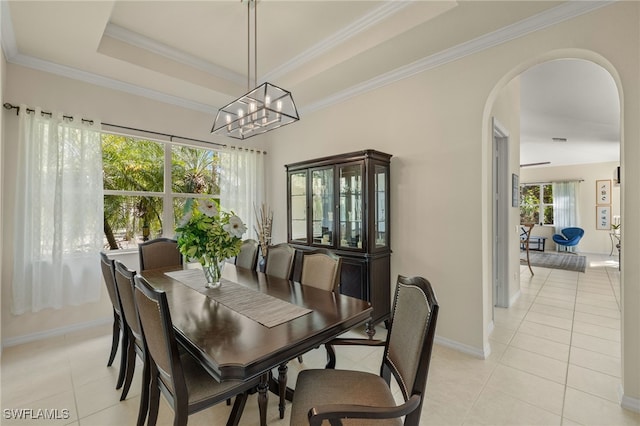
<box><xmin>164</xmin><ymin>269</ymin><xmax>312</xmax><ymax>328</ymax></box>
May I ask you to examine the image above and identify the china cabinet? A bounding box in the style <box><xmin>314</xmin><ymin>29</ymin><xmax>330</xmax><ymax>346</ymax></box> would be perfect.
<box><xmin>286</xmin><ymin>150</ymin><xmax>391</xmax><ymax>330</ymax></box>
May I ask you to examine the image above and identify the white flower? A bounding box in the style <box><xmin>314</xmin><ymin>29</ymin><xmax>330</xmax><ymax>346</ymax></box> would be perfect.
<box><xmin>224</xmin><ymin>215</ymin><xmax>247</xmax><ymax>239</ymax></box>
<box><xmin>200</xmin><ymin>200</ymin><xmax>219</xmax><ymax>217</ymax></box>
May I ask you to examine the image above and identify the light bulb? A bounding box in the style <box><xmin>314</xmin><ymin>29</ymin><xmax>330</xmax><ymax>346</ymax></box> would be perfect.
<box><xmin>238</xmin><ymin>109</ymin><xmax>244</xmax><ymax>127</ymax></box>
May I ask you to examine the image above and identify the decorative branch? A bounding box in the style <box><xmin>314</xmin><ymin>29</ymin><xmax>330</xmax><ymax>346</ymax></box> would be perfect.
<box><xmin>254</xmin><ymin>203</ymin><xmax>273</xmax><ymax>257</ymax></box>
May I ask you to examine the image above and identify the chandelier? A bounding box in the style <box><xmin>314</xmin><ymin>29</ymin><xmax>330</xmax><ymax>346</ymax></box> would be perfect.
<box><xmin>212</xmin><ymin>0</ymin><xmax>299</xmax><ymax>140</ymax></box>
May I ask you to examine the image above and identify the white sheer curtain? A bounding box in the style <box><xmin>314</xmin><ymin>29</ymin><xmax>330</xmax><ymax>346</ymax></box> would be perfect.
<box><xmin>219</xmin><ymin>146</ymin><xmax>265</xmax><ymax>241</ymax></box>
<box><xmin>553</xmin><ymin>181</ymin><xmax>580</xmax><ymax>252</ymax></box>
<box><xmin>12</xmin><ymin>106</ymin><xmax>103</xmax><ymax>314</ymax></box>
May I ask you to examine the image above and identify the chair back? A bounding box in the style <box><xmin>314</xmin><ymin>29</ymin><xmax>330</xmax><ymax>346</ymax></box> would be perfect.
<box><xmin>382</xmin><ymin>275</ymin><xmax>439</xmax><ymax>425</ymax></box>
<box><xmin>563</xmin><ymin>227</ymin><xmax>585</xmax><ymax>240</ymax></box>
<box><xmin>235</xmin><ymin>239</ymin><xmax>259</xmax><ymax>270</ymax></box>
<box><xmin>264</xmin><ymin>243</ymin><xmax>295</xmax><ymax>280</ymax></box>
<box><xmin>100</xmin><ymin>252</ymin><xmax>121</xmax><ymax>315</ymax></box>
<box><xmin>114</xmin><ymin>261</ymin><xmax>144</xmax><ymax>348</ymax></box>
<box><xmin>138</xmin><ymin>238</ymin><xmax>183</xmax><ymax>271</ymax></box>
<box><xmin>300</xmin><ymin>249</ymin><xmax>341</xmax><ymax>292</ymax></box>
<box><xmin>134</xmin><ymin>275</ymin><xmax>186</xmax><ymax>399</ymax></box>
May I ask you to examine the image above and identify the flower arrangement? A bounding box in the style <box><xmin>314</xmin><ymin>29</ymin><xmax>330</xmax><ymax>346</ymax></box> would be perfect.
<box><xmin>176</xmin><ymin>199</ymin><xmax>247</xmax><ymax>287</ymax></box>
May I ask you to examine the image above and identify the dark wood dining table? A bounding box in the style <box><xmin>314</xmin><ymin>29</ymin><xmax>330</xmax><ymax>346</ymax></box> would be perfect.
<box><xmin>140</xmin><ymin>263</ymin><xmax>372</xmax><ymax>425</ymax></box>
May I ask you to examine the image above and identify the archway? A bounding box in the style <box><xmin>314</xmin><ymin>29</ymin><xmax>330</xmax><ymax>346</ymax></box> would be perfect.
<box><xmin>482</xmin><ymin>49</ymin><xmax>626</xmax><ymax>397</ymax></box>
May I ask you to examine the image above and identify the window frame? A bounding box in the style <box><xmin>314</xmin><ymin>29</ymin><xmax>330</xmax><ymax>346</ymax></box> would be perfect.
<box><xmin>519</xmin><ymin>183</ymin><xmax>554</xmax><ymax>226</ymax></box>
<box><xmin>102</xmin><ymin>132</ymin><xmax>221</xmax><ymax>252</ymax></box>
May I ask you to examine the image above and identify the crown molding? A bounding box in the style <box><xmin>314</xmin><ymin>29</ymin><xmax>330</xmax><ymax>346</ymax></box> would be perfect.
<box><xmin>9</xmin><ymin>52</ymin><xmax>219</xmax><ymax>114</ymax></box>
<box><xmin>300</xmin><ymin>0</ymin><xmax>615</xmax><ymax>115</ymax></box>
<box><xmin>262</xmin><ymin>0</ymin><xmax>412</xmax><ymax>82</ymax></box>
<box><xmin>2</xmin><ymin>0</ymin><xmax>616</xmax><ymax>117</ymax></box>
<box><xmin>104</xmin><ymin>23</ymin><xmax>247</xmax><ymax>87</ymax></box>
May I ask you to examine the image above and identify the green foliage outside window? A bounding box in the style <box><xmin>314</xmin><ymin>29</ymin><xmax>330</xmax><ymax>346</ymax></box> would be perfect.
<box><xmin>102</xmin><ymin>134</ymin><xmax>220</xmax><ymax>250</ymax></box>
<box><xmin>520</xmin><ymin>184</ymin><xmax>554</xmax><ymax>225</ymax></box>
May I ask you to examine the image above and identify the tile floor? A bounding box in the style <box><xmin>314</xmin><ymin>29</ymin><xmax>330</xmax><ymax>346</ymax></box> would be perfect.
<box><xmin>2</xmin><ymin>253</ymin><xmax>639</xmax><ymax>425</ymax></box>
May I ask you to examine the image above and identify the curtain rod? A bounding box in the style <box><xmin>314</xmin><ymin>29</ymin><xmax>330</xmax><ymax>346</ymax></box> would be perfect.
<box><xmin>521</xmin><ymin>179</ymin><xmax>584</xmax><ymax>185</ymax></box>
<box><xmin>2</xmin><ymin>102</ymin><xmax>268</xmax><ymax>154</ymax></box>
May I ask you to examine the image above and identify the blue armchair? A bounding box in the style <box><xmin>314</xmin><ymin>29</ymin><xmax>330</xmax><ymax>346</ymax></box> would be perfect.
<box><xmin>552</xmin><ymin>227</ymin><xmax>584</xmax><ymax>250</ymax></box>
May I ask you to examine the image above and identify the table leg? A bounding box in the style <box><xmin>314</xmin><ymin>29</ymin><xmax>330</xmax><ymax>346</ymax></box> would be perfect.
<box><xmin>258</xmin><ymin>373</ymin><xmax>269</xmax><ymax>426</ymax></box>
<box><xmin>277</xmin><ymin>363</ymin><xmax>287</xmax><ymax>419</ymax></box>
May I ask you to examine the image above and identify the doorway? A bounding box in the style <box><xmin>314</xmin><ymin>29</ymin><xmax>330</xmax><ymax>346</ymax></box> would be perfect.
<box><xmin>493</xmin><ymin>118</ymin><xmax>509</xmax><ymax>309</ymax></box>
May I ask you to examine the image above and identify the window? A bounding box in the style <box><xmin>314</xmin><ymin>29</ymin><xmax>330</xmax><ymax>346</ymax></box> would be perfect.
<box><xmin>102</xmin><ymin>134</ymin><xmax>220</xmax><ymax>250</ymax></box>
<box><xmin>520</xmin><ymin>183</ymin><xmax>554</xmax><ymax>225</ymax></box>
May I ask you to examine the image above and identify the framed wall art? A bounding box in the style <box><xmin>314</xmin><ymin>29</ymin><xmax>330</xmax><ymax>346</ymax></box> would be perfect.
<box><xmin>596</xmin><ymin>179</ymin><xmax>611</xmax><ymax>205</ymax></box>
<box><xmin>596</xmin><ymin>205</ymin><xmax>611</xmax><ymax>230</ymax></box>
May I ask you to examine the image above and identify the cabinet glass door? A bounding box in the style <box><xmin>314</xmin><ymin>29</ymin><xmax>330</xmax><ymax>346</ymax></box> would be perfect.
<box><xmin>374</xmin><ymin>164</ymin><xmax>388</xmax><ymax>248</ymax></box>
<box><xmin>339</xmin><ymin>163</ymin><xmax>363</xmax><ymax>249</ymax></box>
<box><xmin>289</xmin><ymin>171</ymin><xmax>308</xmax><ymax>243</ymax></box>
<box><xmin>311</xmin><ymin>167</ymin><xmax>334</xmax><ymax>246</ymax></box>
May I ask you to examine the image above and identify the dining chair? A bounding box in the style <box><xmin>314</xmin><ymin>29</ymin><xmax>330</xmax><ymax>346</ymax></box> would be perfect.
<box><xmin>290</xmin><ymin>275</ymin><xmax>439</xmax><ymax>426</ymax></box>
<box><xmin>138</xmin><ymin>237</ymin><xmax>183</xmax><ymax>272</ymax></box>
<box><xmin>235</xmin><ymin>239</ymin><xmax>259</xmax><ymax>270</ymax></box>
<box><xmin>113</xmin><ymin>261</ymin><xmax>150</xmax><ymax>425</ymax></box>
<box><xmin>300</xmin><ymin>249</ymin><xmax>342</xmax><ymax>292</ymax></box>
<box><xmin>133</xmin><ymin>275</ymin><xmax>261</xmax><ymax>426</ymax></box>
<box><xmin>274</xmin><ymin>248</ymin><xmax>341</xmax><ymax>418</ymax></box>
<box><xmin>264</xmin><ymin>243</ymin><xmax>295</xmax><ymax>280</ymax></box>
<box><xmin>99</xmin><ymin>252</ymin><xmax>127</xmax><ymax>390</ymax></box>
<box><xmin>264</xmin><ymin>242</ymin><xmax>296</xmax><ymax>416</ymax></box>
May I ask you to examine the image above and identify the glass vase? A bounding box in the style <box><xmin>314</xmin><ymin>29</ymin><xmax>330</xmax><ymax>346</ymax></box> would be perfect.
<box><xmin>202</xmin><ymin>258</ymin><xmax>225</xmax><ymax>289</ymax></box>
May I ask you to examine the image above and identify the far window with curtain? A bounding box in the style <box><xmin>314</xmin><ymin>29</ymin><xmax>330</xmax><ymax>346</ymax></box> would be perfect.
<box><xmin>519</xmin><ymin>183</ymin><xmax>554</xmax><ymax>225</ymax></box>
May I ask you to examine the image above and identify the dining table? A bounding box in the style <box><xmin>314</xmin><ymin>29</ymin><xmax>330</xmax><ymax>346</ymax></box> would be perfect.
<box><xmin>140</xmin><ymin>263</ymin><xmax>373</xmax><ymax>425</ymax></box>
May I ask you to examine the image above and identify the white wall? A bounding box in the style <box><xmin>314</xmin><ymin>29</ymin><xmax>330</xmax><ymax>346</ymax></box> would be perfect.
<box><xmin>490</xmin><ymin>76</ymin><xmax>522</xmax><ymax>308</ymax></box>
<box><xmin>264</xmin><ymin>2</ymin><xmax>640</xmax><ymax>403</ymax></box>
<box><xmin>521</xmin><ymin>162</ymin><xmax>621</xmax><ymax>254</ymax></box>
<box><xmin>0</xmin><ymin>29</ymin><xmax>5</xmax><ymax>356</ymax></box>
<box><xmin>2</xmin><ymin>0</ymin><xmax>639</xmax><ymax>408</ymax></box>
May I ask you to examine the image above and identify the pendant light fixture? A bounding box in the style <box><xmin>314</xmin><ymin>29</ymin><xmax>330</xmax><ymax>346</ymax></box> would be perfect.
<box><xmin>212</xmin><ymin>0</ymin><xmax>299</xmax><ymax>140</ymax></box>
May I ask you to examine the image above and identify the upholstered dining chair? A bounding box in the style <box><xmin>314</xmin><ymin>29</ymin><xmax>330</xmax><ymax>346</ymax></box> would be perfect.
<box><xmin>235</xmin><ymin>239</ymin><xmax>259</xmax><ymax>270</ymax></box>
<box><xmin>133</xmin><ymin>275</ymin><xmax>261</xmax><ymax>426</ymax></box>
<box><xmin>99</xmin><ymin>252</ymin><xmax>127</xmax><ymax>390</ymax></box>
<box><xmin>264</xmin><ymin>243</ymin><xmax>295</xmax><ymax>280</ymax></box>
<box><xmin>138</xmin><ymin>237</ymin><xmax>183</xmax><ymax>272</ymax></box>
<box><xmin>300</xmin><ymin>249</ymin><xmax>342</xmax><ymax>292</ymax></box>
<box><xmin>113</xmin><ymin>261</ymin><xmax>149</xmax><ymax>425</ymax></box>
<box><xmin>290</xmin><ymin>275</ymin><xmax>439</xmax><ymax>426</ymax></box>
<box><xmin>274</xmin><ymin>248</ymin><xmax>342</xmax><ymax>419</ymax></box>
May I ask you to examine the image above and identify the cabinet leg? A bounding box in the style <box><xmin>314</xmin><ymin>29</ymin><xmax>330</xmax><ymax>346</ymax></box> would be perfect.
<box><xmin>365</xmin><ymin>320</ymin><xmax>376</xmax><ymax>338</ymax></box>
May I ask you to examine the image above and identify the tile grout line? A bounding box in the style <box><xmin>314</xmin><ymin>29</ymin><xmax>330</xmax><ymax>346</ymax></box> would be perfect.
<box><xmin>64</xmin><ymin>332</ymin><xmax>83</xmax><ymax>426</ymax></box>
<box><xmin>462</xmin><ymin>267</ymin><xmax>551</xmax><ymax>423</ymax></box>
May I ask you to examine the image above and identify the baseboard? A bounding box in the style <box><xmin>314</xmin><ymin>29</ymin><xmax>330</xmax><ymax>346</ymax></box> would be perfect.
<box><xmin>619</xmin><ymin>385</ymin><xmax>640</xmax><ymax>413</ymax></box>
<box><xmin>1</xmin><ymin>317</ymin><xmax>111</xmax><ymax>349</ymax></box>
<box><xmin>435</xmin><ymin>335</ymin><xmax>488</xmax><ymax>359</ymax></box>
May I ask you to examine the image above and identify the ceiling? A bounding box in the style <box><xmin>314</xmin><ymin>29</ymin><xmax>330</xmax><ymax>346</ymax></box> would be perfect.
<box><xmin>1</xmin><ymin>1</ymin><xmax>620</xmax><ymax>166</ymax></box>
